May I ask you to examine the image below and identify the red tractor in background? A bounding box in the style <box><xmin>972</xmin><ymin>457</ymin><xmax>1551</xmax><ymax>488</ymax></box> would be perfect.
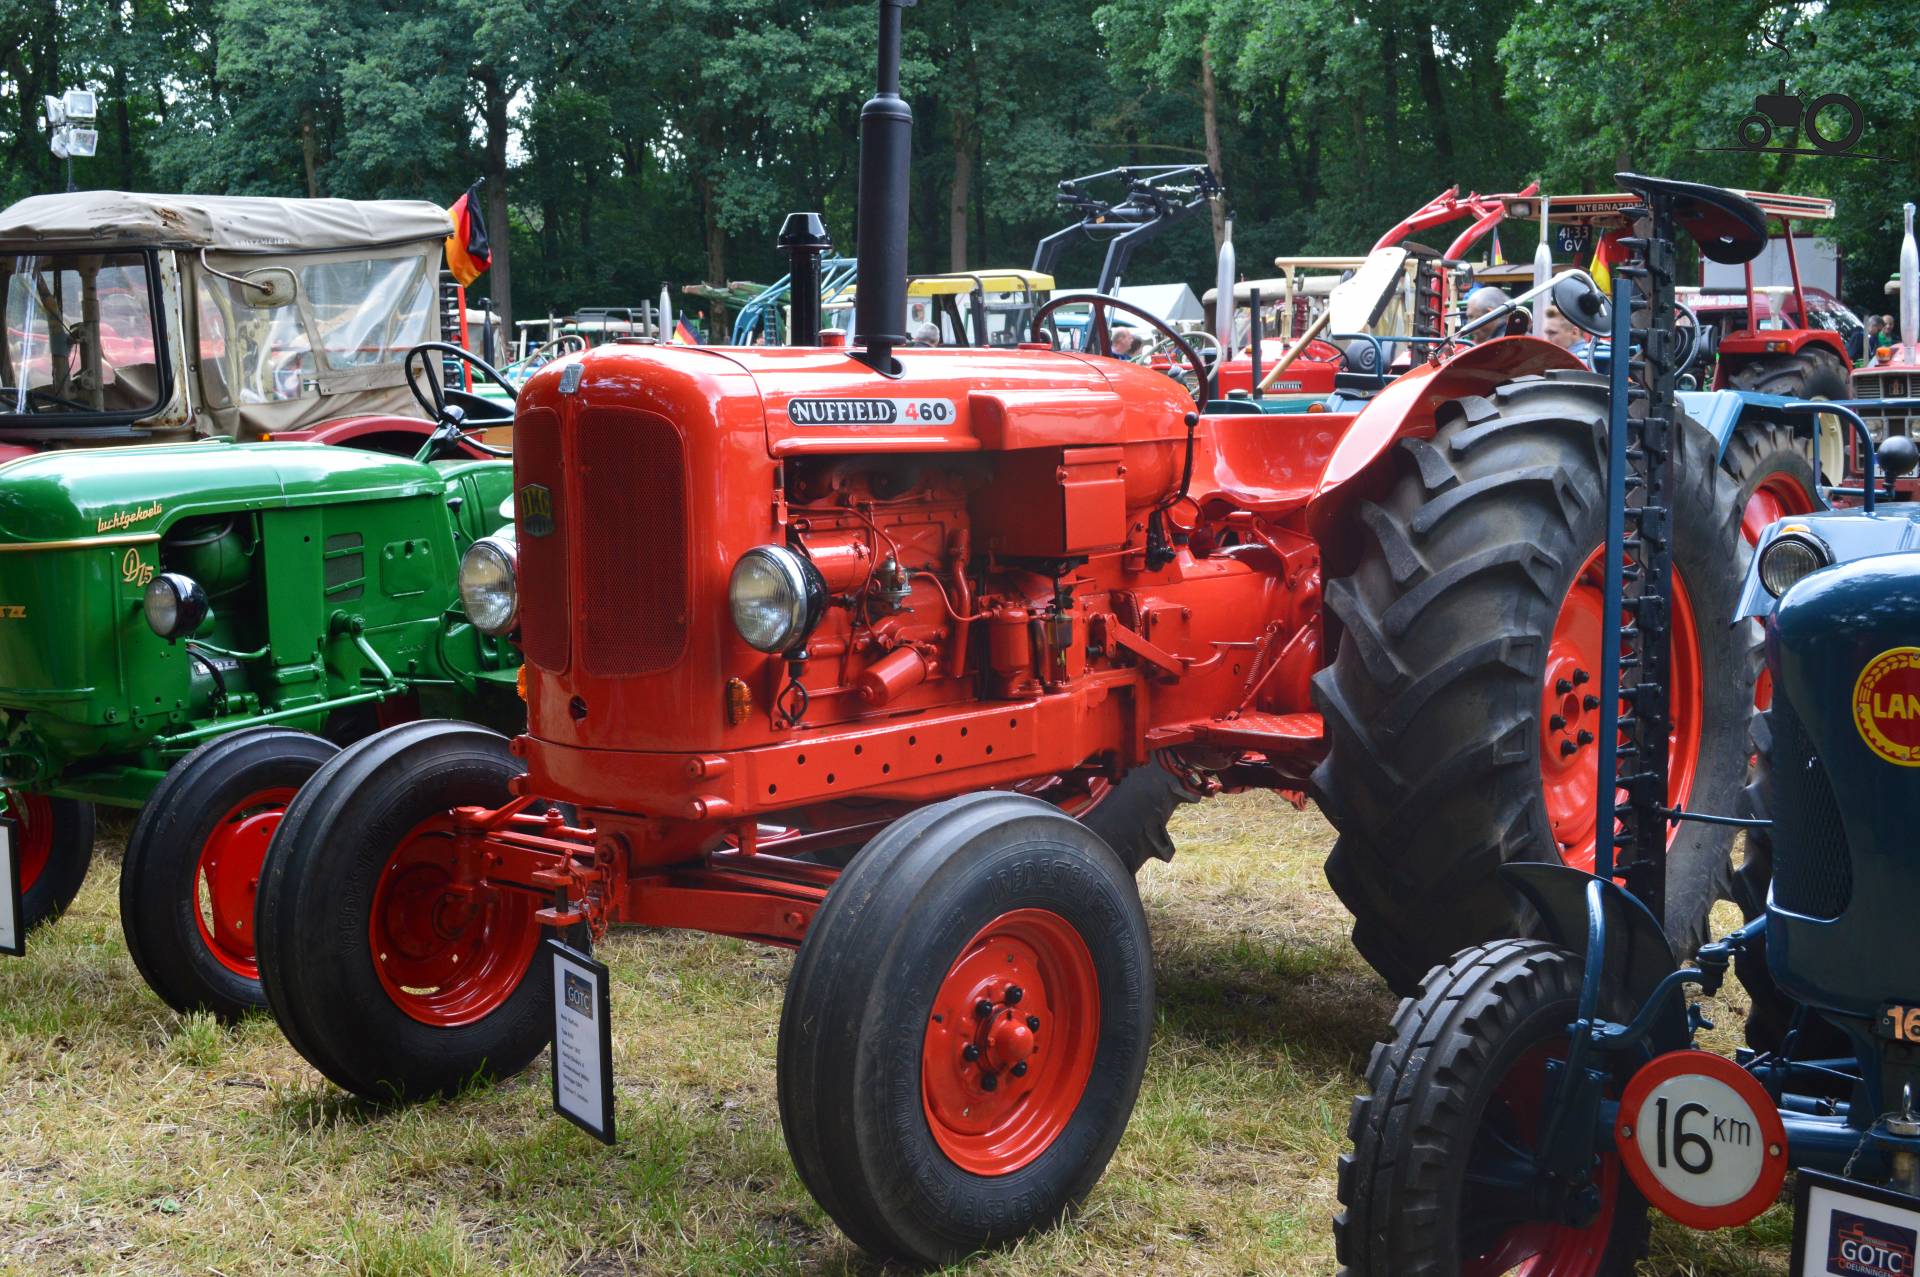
<box><xmin>247</xmin><ymin>3</ymin><xmax>1773</xmax><ymax>1263</ymax></box>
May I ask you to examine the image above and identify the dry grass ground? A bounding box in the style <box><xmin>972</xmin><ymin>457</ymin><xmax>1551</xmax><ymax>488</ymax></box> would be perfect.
<box><xmin>0</xmin><ymin>797</ymin><xmax>1792</xmax><ymax>1275</ymax></box>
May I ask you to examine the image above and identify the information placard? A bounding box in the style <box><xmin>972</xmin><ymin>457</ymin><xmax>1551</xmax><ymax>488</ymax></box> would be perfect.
<box><xmin>548</xmin><ymin>939</ymin><xmax>615</xmax><ymax>1144</ymax></box>
<box><xmin>1792</xmin><ymin>1170</ymin><xmax>1920</xmax><ymax>1277</ymax></box>
<box><xmin>0</xmin><ymin>823</ymin><xmax>20</xmax><ymax>957</ymax></box>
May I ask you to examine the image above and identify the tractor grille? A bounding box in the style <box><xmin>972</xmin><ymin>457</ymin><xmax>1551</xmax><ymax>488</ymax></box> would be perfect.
<box><xmin>575</xmin><ymin>406</ymin><xmax>689</xmax><ymax>677</ymax></box>
<box><xmin>1769</xmin><ymin>697</ymin><xmax>1853</xmax><ymax>920</ymax></box>
<box><xmin>515</xmin><ymin>407</ymin><xmax>570</xmax><ymax>672</ymax></box>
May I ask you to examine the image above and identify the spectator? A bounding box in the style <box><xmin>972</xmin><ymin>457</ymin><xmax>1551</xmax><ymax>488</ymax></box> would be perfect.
<box><xmin>1541</xmin><ymin>303</ymin><xmax>1594</xmax><ymax>367</ymax></box>
<box><xmin>909</xmin><ymin>321</ymin><xmax>941</xmax><ymax>347</ymax></box>
<box><xmin>1463</xmin><ymin>286</ymin><xmax>1511</xmax><ymax>330</ymax></box>
<box><xmin>1109</xmin><ymin>326</ymin><xmax>1146</xmax><ymax>360</ymax></box>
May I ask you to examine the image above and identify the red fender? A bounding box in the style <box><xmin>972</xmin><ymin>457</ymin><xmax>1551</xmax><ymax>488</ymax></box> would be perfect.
<box><xmin>271</xmin><ymin>414</ymin><xmax>435</xmax><ymax>448</ymax></box>
<box><xmin>1304</xmin><ymin>336</ymin><xmax>1586</xmax><ymax>544</ymax></box>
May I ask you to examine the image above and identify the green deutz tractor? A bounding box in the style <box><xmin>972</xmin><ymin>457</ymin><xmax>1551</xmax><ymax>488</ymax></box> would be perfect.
<box><xmin>0</xmin><ymin>388</ymin><xmax>524</xmax><ymax>1020</ymax></box>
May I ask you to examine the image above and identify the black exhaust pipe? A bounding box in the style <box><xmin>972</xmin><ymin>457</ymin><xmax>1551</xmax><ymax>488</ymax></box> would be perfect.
<box><xmin>853</xmin><ymin>0</ymin><xmax>916</xmax><ymax>373</ymax></box>
<box><xmin>779</xmin><ymin>212</ymin><xmax>831</xmax><ymax>346</ymax></box>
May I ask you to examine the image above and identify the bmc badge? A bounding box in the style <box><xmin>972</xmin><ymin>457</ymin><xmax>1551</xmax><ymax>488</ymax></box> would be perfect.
<box><xmin>519</xmin><ymin>484</ymin><xmax>555</xmax><ymax>539</ymax></box>
<box><xmin>786</xmin><ymin>397</ymin><xmax>955</xmax><ymax>427</ymax></box>
<box><xmin>1853</xmin><ymin>647</ymin><xmax>1920</xmax><ymax>767</ymax></box>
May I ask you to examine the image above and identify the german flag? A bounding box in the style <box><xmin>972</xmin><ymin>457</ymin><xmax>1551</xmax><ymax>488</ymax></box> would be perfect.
<box><xmin>673</xmin><ymin>319</ymin><xmax>700</xmax><ymax>345</ymax></box>
<box><xmin>445</xmin><ymin>180</ymin><xmax>491</xmax><ymax>286</ymax></box>
<box><xmin>1589</xmin><ymin>228</ymin><xmax>1630</xmax><ymax>295</ymax></box>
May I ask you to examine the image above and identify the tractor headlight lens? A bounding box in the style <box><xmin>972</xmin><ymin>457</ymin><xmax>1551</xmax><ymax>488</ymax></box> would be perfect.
<box><xmin>1759</xmin><ymin>533</ymin><xmax>1830</xmax><ymax>598</ymax></box>
<box><xmin>459</xmin><ymin>532</ymin><xmax>519</xmax><ymax>635</ymax></box>
<box><xmin>730</xmin><ymin>544</ymin><xmax>825</xmax><ymax>654</ymax></box>
<box><xmin>143</xmin><ymin>572</ymin><xmax>210</xmax><ymax>640</ymax></box>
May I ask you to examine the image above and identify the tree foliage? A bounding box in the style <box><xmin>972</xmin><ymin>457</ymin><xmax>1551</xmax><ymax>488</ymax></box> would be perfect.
<box><xmin>1</xmin><ymin>0</ymin><xmax>1915</xmax><ymax>328</ymax></box>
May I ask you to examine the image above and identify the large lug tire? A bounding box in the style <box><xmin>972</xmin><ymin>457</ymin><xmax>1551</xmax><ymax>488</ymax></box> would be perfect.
<box><xmin>778</xmin><ymin>792</ymin><xmax>1154</xmax><ymax>1265</ymax></box>
<box><xmin>255</xmin><ymin>720</ymin><xmax>584</xmax><ymax>1101</ymax></box>
<box><xmin>120</xmin><ymin>728</ymin><xmax>339</xmax><ymax>1021</ymax></box>
<box><xmin>13</xmin><ymin>792</ymin><xmax>94</xmax><ymax>932</ymax></box>
<box><xmin>1337</xmin><ymin>939</ymin><xmax>1650</xmax><ymax>1276</ymax></box>
<box><xmin>1721</xmin><ymin>418</ymin><xmax>1821</xmax><ymax>547</ymax></box>
<box><xmin>1316</xmin><ymin>371</ymin><xmax>1757</xmax><ymax>994</ymax></box>
<box><xmin>1726</xmin><ymin>349</ymin><xmax>1851</xmax><ymax>401</ymax></box>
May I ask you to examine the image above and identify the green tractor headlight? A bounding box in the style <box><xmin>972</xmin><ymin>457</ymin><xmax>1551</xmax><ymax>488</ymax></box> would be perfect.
<box><xmin>143</xmin><ymin>572</ymin><xmax>210</xmax><ymax>639</ymax></box>
<box><xmin>459</xmin><ymin>532</ymin><xmax>519</xmax><ymax>635</ymax></box>
<box><xmin>1759</xmin><ymin>532</ymin><xmax>1830</xmax><ymax>598</ymax></box>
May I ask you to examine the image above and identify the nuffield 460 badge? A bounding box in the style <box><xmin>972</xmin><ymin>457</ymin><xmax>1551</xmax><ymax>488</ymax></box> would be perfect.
<box><xmin>1854</xmin><ymin>647</ymin><xmax>1920</xmax><ymax>767</ymax></box>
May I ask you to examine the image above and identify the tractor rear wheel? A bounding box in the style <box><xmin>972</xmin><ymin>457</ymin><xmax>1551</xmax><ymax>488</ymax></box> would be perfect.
<box><xmin>13</xmin><ymin>792</ymin><xmax>94</xmax><ymax>933</ymax></box>
<box><xmin>1336</xmin><ymin>939</ymin><xmax>1649</xmax><ymax>1275</ymax></box>
<box><xmin>1726</xmin><ymin>349</ymin><xmax>1852</xmax><ymax>402</ymax></box>
<box><xmin>121</xmin><ymin>728</ymin><xmax>339</xmax><ymax>1020</ymax></box>
<box><xmin>255</xmin><ymin>721</ymin><xmax>584</xmax><ymax>1101</ymax></box>
<box><xmin>778</xmin><ymin>792</ymin><xmax>1153</xmax><ymax>1265</ymax></box>
<box><xmin>1722</xmin><ymin>419</ymin><xmax>1820</xmax><ymax>547</ymax></box>
<box><xmin>1316</xmin><ymin>371</ymin><xmax>1756</xmax><ymax>993</ymax></box>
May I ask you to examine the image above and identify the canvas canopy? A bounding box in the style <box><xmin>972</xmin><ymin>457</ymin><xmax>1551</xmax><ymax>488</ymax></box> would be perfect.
<box><xmin>0</xmin><ymin>192</ymin><xmax>451</xmax><ymax>254</ymax></box>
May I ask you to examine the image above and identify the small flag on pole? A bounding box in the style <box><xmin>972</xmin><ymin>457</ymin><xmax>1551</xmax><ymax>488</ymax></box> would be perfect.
<box><xmin>445</xmin><ymin>181</ymin><xmax>492</xmax><ymax>287</ymax></box>
<box><xmin>673</xmin><ymin>319</ymin><xmax>700</xmax><ymax>345</ymax></box>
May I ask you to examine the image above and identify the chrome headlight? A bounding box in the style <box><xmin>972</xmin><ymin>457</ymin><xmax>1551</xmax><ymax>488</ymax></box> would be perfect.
<box><xmin>1759</xmin><ymin>532</ymin><xmax>1830</xmax><ymax>598</ymax></box>
<box><xmin>729</xmin><ymin>544</ymin><xmax>827</xmax><ymax>654</ymax></box>
<box><xmin>459</xmin><ymin>532</ymin><xmax>519</xmax><ymax>635</ymax></box>
<box><xmin>143</xmin><ymin>573</ymin><xmax>210</xmax><ymax>639</ymax></box>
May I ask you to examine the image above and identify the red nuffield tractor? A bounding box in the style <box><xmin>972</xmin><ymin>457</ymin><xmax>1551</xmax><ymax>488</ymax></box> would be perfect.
<box><xmin>250</xmin><ymin>2</ymin><xmax>1770</xmax><ymax>1262</ymax></box>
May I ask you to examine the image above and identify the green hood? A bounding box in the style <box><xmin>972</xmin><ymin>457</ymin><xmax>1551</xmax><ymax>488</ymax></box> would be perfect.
<box><xmin>0</xmin><ymin>439</ymin><xmax>443</xmax><ymax>547</ymax></box>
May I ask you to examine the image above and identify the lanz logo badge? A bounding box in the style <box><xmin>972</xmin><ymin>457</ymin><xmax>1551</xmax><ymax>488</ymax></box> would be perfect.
<box><xmin>1827</xmin><ymin>1209</ymin><xmax>1916</xmax><ymax>1277</ymax></box>
<box><xmin>1853</xmin><ymin>647</ymin><xmax>1920</xmax><ymax>766</ymax></box>
<box><xmin>786</xmin><ymin>397</ymin><xmax>956</xmax><ymax>427</ymax></box>
<box><xmin>519</xmin><ymin>484</ymin><xmax>555</xmax><ymax>538</ymax></box>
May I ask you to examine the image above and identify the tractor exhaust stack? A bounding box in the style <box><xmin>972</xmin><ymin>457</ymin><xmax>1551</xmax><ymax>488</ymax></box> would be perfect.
<box><xmin>852</xmin><ymin>0</ymin><xmax>916</xmax><ymax>373</ymax></box>
<box><xmin>1901</xmin><ymin>202</ymin><xmax>1917</xmax><ymax>356</ymax></box>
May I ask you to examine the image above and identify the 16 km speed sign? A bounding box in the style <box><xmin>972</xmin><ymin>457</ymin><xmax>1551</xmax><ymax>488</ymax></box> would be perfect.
<box><xmin>1615</xmin><ymin>1051</ymin><xmax>1789</xmax><ymax>1229</ymax></box>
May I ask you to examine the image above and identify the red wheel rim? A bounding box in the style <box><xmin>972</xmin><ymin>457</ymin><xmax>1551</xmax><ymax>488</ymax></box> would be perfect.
<box><xmin>1463</xmin><ymin>1043</ymin><xmax>1620</xmax><ymax>1276</ymax></box>
<box><xmin>1540</xmin><ymin>546</ymin><xmax>1703</xmax><ymax>873</ymax></box>
<box><xmin>921</xmin><ymin>908</ymin><xmax>1100</xmax><ymax>1176</ymax></box>
<box><xmin>6</xmin><ymin>791</ymin><xmax>53</xmax><ymax>893</ymax></box>
<box><xmin>1739</xmin><ymin>473</ymin><xmax>1817</xmax><ymax>547</ymax></box>
<box><xmin>368</xmin><ymin>815</ymin><xmax>540</xmax><ymax>1027</ymax></box>
<box><xmin>192</xmin><ymin>787</ymin><xmax>294</xmax><ymax>979</ymax></box>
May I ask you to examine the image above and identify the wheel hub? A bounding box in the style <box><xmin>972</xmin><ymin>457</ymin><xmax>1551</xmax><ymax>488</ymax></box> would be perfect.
<box><xmin>920</xmin><ymin>909</ymin><xmax>1099</xmax><ymax>1176</ymax></box>
<box><xmin>5</xmin><ymin>791</ymin><xmax>53</xmax><ymax>893</ymax></box>
<box><xmin>194</xmin><ymin>788</ymin><xmax>296</xmax><ymax>978</ymax></box>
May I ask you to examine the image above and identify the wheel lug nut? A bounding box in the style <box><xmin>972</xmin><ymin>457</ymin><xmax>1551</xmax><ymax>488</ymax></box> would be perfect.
<box><xmin>1556</xmin><ymin>678</ymin><xmax>1573</xmax><ymax>694</ymax></box>
<box><xmin>962</xmin><ymin>1044</ymin><xmax>980</xmax><ymax>1062</ymax></box>
<box><xmin>1576</xmin><ymin>730</ymin><xmax>1594</xmax><ymax>746</ymax></box>
<box><xmin>1027</xmin><ymin>1015</ymin><xmax>1041</xmax><ymax>1032</ymax></box>
<box><xmin>975</xmin><ymin>999</ymin><xmax>994</xmax><ymax>1019</ymax></box>
<box><xmin>1573</xmin><ymin>668</ymin><xmax>1590</xmax><ymax>685</ymax></box>
<box><xmin>980</xmin><ymin>1072</ymin><xmax>999</xmax><ymax>1092</ymax></box>
<box><xmin>1560</xmin><ymin>740</ymin><xmax>1578</xmax><ymax>757</ymax></box>
<box><xmin>1549</xmin><ymin>714</ymin><xmax>1566</xmax><ymax>731</ymax></box>
<box><xmin>1583</xmin><ymin>695</ymin><xmax>1601</xmax><ymax>711</ymax></box>
<box><xmin>1011</xmin><ymin>1061</ymin><xmax>1029</xmax><ymax>1078</ymax></box>
<box><xmin>1004</xmin><ymin>985</ymin><xmax>1024</xmax><ymax>1006</ymax></box>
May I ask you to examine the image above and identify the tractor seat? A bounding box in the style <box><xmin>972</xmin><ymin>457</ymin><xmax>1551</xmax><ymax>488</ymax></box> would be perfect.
<box><xmin>1614</xmin><ymin>173</ymin><xmax>1768</xmax><ymax>265</ymax></box>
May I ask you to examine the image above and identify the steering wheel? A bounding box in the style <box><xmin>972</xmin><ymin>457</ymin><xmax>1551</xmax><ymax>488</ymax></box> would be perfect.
<box><xmin>22</xmin><ymin>386</ymin><xmax>97</xmax><ymax>412</ymax></box>
<box><xmin>1030</xmin><ymin>293</ymin><xmax>1212</xmax><ymax>407</ymax></box>
<box><xmin>404</xmin><ymin>342</ymin><xmax>517</xmax><ymax>459</ymax></box>
<box><xmin>1673</xmin><ymin>301</ymin><xmax>1704</xmax><ymax>376</ymax></box>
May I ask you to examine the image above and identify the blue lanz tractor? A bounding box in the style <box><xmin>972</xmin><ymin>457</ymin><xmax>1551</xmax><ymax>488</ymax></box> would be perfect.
<box><xmin>1339</xmin><ymin>175</ymin><xmax>1920</xmax><ymax>1276</ymax></box>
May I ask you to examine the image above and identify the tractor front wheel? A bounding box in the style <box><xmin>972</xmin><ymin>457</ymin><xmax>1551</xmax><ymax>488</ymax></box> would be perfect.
<box><xmin>13</xmin><ymin>791</ymin><xmax>94</xmax><ymax>933</ymax></box>
<box><xmin>778</xmin><ymin>792</ymin><xmax>1154</xmax><ymax>1265</ymax></box>
<box><xmin>1336</xmin><ymin>939</ymin><xmax>1649</xmax><ymax>1275</ymax></box>
<box><xmin>255</xmin><ymin>721</ymin><xmax>582</xmax><ymax>1101</ymax></box>
<box><xmin>1316</xmin><ymin>371</ymin><xmax>1756</xmax><ymax>993</ymax></box>
<box><xmin>121</xmin><ymin>728</ymin><xmax>339</xmax><ymax>1020</ymax></box>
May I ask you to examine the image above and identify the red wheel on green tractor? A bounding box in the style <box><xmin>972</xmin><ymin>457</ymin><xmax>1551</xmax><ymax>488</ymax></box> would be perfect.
<box><xmin>254</xmin><ymin>721</ymin><xmax>584</xmax><ymax>1100</ymax></box>
<box><xmin>778</xmin><ymin>792</ymin><xmax>1153</xmax><ymax>1266</ymax></box>
<box><xmin>1336</xmin><ymin>940</ymin><xmax>1650</xmax><ymax>1275</ymax></box>
<box><xmin>1316</xmin><ymin>371</ymin><xmax>1757</xmax><ymax>994</ymax></box>
<box><xmin>10</xmin><ymin>790</ymin><xmax>95</xmax><ymax>933</ymax></box>
<box><xmin>121</xmin><ymin>728</ymin><xmax>340</xmax><ymax>1020</ymax></box>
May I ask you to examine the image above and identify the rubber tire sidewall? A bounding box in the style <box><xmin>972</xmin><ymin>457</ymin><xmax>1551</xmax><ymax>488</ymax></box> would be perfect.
<box><xmin>778</xmin><ymin>792</ymin><xmax>1155</xmax><ymax>1265</ymax></box>
<box><xmin>1315</xmin><ymin>371</ymin><xmax>1756</xmax><ymax>994</ymax></box>
<box><xmin>1337</xmin><ymin>939</ymin><xmax>1650</xmax><ymax>1276</ymax></box>
<box><xmin>121</xmin><ymin>728</ymin><xmax>339</xmax><ymax>1021</ymax></box>
<box><xmin>255</xmin><ymin>720</ymin><xmax>583</xmax><ymax>1101</ymax></box>
<box><xmin>17</xmin><ymin>795</ymin><xmax>94</xmax><ymax>932</ymax></box>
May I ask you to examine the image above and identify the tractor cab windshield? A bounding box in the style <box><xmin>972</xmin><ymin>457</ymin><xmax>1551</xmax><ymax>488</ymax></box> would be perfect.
<box><xmin>1</xmin><ymin>250</ymin><xmax>165</xmax><ymax>420</ymax></box>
